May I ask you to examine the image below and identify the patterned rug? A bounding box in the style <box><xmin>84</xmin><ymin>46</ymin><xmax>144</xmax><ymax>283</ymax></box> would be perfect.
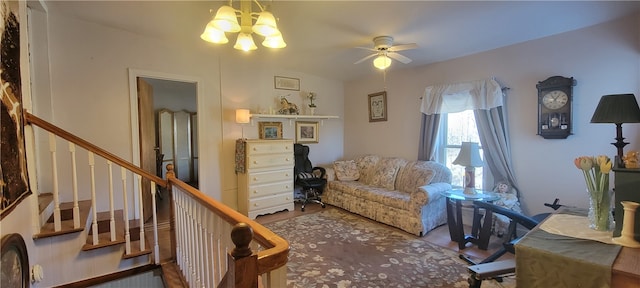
<box><xmin>264</xmin><ymin>208</ymin><xmax>515</xmax><ymax>288</ymax></box>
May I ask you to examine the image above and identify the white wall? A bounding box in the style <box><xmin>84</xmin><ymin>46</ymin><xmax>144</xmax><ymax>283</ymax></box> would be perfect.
<box><xmin>345</xmin><ymin>14</ymin><xmax>640</xmax><ymax>216</ymax></box>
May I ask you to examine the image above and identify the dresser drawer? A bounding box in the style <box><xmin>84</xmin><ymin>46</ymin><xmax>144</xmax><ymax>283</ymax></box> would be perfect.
<box><xmin>249</xmin><ymin>193</ymin><xmax>293</xmax><ymax>210</ymax></box>
<box><xmin>248</xmin><ymin>169</ymin><xmax>293</xmax><ymax>185</ymax></box>
<box><xmin>247</xmin><ymin>141</ymin><xmax>293</xmax><ymax>155</ymax></box>
<box><xmin>247</xmin><ymin>154</ymin><xmax>292</xmax><ymax>169</ymax></box>
<box><xmin>248</xmin><ymin>181</ymin><xmax>293</xmax><ymax>198</ymax></box>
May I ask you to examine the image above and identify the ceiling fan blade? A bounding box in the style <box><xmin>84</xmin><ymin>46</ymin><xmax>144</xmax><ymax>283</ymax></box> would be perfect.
<box><xmin>354</xmin><ymin>53</ymin><xmax>378</xmax><ymax>65</ymax></box>
<box><xmin>389</xmin><ymin>43</ymin><xmax>418</xmax><ymax>52</ymax></box>
<box><xmin>388</xmin><ymin>52</ymin><xmax>412</xmax><ymax>64</ymax></box>
<box><xmin>355</xmin><ymin>46</ymin><xmax>377</xmax><ymax>52</ymax></box>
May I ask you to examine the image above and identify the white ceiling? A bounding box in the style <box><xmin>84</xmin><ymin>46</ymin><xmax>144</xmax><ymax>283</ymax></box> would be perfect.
<box><xmin>43</xmin><ymin>1</ymin><xmax>640</xmax><ymax>82</ymax></box>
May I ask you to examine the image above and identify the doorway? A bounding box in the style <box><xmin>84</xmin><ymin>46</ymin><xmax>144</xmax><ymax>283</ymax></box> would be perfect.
<box><xmin>128</xmin><ymin>69</ymin><xmax>199</xmax><ymax>221</ymax></box>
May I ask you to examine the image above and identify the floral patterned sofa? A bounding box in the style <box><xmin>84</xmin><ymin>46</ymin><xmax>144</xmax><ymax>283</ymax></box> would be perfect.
<box><xmin>323</xmin><ymin>155</ymin><xmax>452</xmax><ymax>236</ymax></box>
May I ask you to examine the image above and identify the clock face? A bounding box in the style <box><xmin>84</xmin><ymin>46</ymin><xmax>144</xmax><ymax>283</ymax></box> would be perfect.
<box><xmin>542</xmin><ymin>90</ymin><xmax>568</xmax><ymax>110</ymax></box>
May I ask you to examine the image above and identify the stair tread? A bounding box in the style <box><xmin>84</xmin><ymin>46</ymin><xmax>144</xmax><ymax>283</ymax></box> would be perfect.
<box><xmin>34</xmin><ymin>200</ymin><xmax>92</xmax><ymax>239</ymax></box>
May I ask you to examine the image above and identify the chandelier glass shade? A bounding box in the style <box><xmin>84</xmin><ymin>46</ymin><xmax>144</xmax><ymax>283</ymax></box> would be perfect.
<box><xmin>201</xmin><ymin>0</ymin><xmax>286</xmax><ymax>51</ymax></box>
<box><xmin>373</xmin><ymin>54</ymin><xmax>392</xmax><ymax>70</ymax></box>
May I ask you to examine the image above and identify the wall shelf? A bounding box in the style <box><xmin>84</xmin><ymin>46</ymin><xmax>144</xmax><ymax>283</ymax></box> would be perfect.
<box><xmin>250</xmin><ymin>114</ymin><xmax>339</xmax><ymax>126</ymax></box>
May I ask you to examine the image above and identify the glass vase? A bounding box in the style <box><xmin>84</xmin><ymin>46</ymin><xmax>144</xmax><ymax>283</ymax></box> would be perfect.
<box><xmin>587</xmin><ymin>188</ymin><xmax>613</xmax><ymax>231</ymax></box>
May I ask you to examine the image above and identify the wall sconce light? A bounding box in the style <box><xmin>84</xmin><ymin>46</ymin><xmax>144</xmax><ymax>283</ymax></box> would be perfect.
<box><xmin>236</xmin><ymin>109</ymin><xmax>251</xmax><ymax>139</ymax></box>
<box><xmin>453</xmin><ymin>142</ymin><xmax>483</xmax><ymax>195</ymax></box>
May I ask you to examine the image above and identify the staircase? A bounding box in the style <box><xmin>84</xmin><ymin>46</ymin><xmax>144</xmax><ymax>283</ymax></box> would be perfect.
<box><xmin>21</xmin><ymin>112</ymin><xmax>289</xmax><ymax>287</ymax></box>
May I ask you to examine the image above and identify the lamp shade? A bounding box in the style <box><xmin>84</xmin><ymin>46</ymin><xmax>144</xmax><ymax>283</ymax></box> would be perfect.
<box><xmin>373</xmin><ymin>55</ymin><xmax>391</xmax><ymax>70</ymax></box>
<box><xmin>453</xmin><ymin>142</ymin><xmax>483</xmax><ymax>167</ymax></box>
<box><xmin>235</xmin><ymin>109</ymin><xmax>251</xmax><ymax>124</ymax></box>
<box><xmin>212</xmin><ymin>5</ymin><xmax>241</xmax><ymax>33</ymax></box>
<box><xmin>262</xmin><ymin>32</ymin><xmax>287</xmax><ymax>48</ymax></box>
<box><xmin>252</xmin><ymin>11</ymin><xmax>279</xmax><ymax>37</ymax></box>
<box><xmin>234</xmin><ymin>33</ymin><xmax>258</xmax><ymax>51</ymax></box>
<box><xmin>200</xmin><ymin>23</ymin><xmax>229</xmax><ymax>44</ymax></box>
<box><xmin>590</xmin><ymin>94</ymin><xmax>640</xmax><ymax>124</ymax></box>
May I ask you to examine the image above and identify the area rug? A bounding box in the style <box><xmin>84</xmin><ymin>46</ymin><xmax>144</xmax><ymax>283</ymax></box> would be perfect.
<box><xmin>264</xmin><ymin>208</ymin><xmax>515</xmax><ymax>288</ymax></box>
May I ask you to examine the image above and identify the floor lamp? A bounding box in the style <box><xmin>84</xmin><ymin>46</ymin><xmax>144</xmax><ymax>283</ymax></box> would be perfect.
<box><xmin>236</xmin><ymin>109</ymin><xmax>250</xmax><ymax>139</ymax></box>
<box><xmin>453</xmin><ymin>142</ymin><xmax>483</xmax><ymax>195</ymax></box>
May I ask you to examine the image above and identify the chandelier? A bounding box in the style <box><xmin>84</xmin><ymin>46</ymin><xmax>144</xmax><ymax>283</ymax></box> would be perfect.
<box><xmin>201</xmin><ymin>0</ymin><xmax>286</xmax><ymax>51</ymax></box>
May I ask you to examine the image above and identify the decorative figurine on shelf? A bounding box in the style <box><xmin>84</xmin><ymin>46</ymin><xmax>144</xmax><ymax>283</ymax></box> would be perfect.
<box><xmin>623</xmin><ymin>151</ymin><xmax>640</xmax><ymax>168</ymax></box>
<box><xmin>307</xmin><ymin>92</ymin><xmax>317</xmax><ymax>115</ymax></box>
<box><xmin>491</xmin><ymin>181</ymin><xmax>522</xmax><ymax>237</ymax></box>
<box><xmin>277</xmin><ymin>97</ymin><xmax>299</xmax><ymax>115</ymax></box>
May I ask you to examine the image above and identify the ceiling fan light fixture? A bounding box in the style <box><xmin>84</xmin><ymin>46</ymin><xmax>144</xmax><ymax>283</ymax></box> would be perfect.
<box><xmin>234</xmin><ymin>32</ymin><xmax>258</xmax><ymax>51</ymax></box>
<box><xmin>373</xmin><ymin>55</ymin><xmax>392</xmax><ymax>69</ymax></box>
<box><xmin>200</xmin><ymin>24</ymin><xmax>229</xmax><ymax>44</ymax></box>
<box><xmin>252</xmin><ymin>11</ymin><xmax>279</xmax><ymax>36</ymax></box>
<box><xmin>262</xmin><ymin>32</ymin><xmax>287</xmax><ymax>48</ymax></box>
<box><xmin>211</xmin><ymin>5</ymin><xmax>241</xmax><ymax>33</ymax></box>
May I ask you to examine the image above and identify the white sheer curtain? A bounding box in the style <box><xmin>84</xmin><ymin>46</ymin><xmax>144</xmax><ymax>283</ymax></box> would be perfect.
<box><xmin>420</xmin><ymin>78</ymin><xmax>503</xmax><ymax>115</ymax></box>
<box><xmin>417</xmin><ymin>78</ymin><xmax>520</xmax><ymax>197</ymax></box>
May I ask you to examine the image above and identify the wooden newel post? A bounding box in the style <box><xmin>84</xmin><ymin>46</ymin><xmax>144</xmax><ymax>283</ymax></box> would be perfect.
<box><xmin>165</xmin><ymin>163</ymin><xmax>175</xmax><ymax>180</ymax></box>
<box><xmin>226</xmin><ymin>223</ymin><xmax>258</xmax><ymax>288</ymax></box>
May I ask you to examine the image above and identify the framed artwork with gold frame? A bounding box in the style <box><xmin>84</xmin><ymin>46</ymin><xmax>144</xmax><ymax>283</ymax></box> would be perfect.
<box><xmin>258</xmin><ymin>122</ymin><xmax>283</xmax><ymax>139</ymax></box>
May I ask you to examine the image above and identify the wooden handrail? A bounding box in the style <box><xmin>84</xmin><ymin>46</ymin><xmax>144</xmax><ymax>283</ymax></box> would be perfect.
<box><xmin>24</xmin><ymin>112</ymin><xmax>167</xmax><ymax>188</ymax></box>
<box><xmin>167</xmin><ymin>176</ymin><xmax>289</xmax><ymax>274</ymax></box>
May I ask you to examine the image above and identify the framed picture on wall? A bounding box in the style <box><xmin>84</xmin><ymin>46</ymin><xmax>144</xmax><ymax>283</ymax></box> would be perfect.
<box><xmin>295</xmin><ymin>121</ymin><xmax>319</xmax><ymax>143</ymax></box>
<box><xmin>368</xmin><ymin>91</ymin><xmax>387</xmax><ymax>122</ymax></box>
<box><xmin>259</xmin><ymin>122</ymin><xmax>283</xmax><ymax>139</ymax></box>
<box><xmin>274</xmin><ymin>76</ymin><xmax>300</xmax><ymax>91</ymax></box>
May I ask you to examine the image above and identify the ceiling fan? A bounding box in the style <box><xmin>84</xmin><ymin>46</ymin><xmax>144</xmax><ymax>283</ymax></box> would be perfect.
<box><xmin>354</xmin><ymin>36</ymin><xmax>418</xmax><ymax>69</ymax></box>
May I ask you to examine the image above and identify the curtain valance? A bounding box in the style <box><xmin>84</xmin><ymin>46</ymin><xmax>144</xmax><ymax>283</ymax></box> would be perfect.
<box><xmin>420</xmin><ymin>78</ymin><xmax>503</xmax><ymax>115</ymax></box>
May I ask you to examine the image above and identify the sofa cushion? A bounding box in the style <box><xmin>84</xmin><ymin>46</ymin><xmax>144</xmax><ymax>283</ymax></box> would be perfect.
<box><xmin>333</xmin><ymin>160</ymin><xmax>360</xmax><ymax>181</ymax></box>
<box><xmin>355</xmin><ymin>155</ymin><xmax>381</xmax><ymax>185</ymax></box>
<box><xmin>396</xmin><ymin>161</ymin><xmax>435</xmax><ymax>194</ymax></box>
<box><xmin>370</xmin><ymin>157</ymin><xmax>406</xmax><ymax>190</ymax></box>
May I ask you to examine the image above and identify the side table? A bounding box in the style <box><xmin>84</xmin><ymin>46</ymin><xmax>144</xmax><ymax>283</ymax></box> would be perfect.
<box><xmin>441</xmin><ymin>189</ymin><xmax>499</xmax><ymax>250</ymax></box>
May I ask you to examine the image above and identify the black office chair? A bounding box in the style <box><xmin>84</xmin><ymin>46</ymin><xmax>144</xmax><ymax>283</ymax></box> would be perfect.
<box><xmin>466</xmin><ymin>199</ymin><xmax>562</xmax><ymax>288</ymax></box>
<box><xmin>293</xmin><ymin>143</ymin><xmax>327</xmax><ymax>212</ymax></box>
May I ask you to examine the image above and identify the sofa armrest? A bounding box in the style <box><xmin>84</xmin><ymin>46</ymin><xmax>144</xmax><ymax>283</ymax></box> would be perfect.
<box><xmin>412</xmin><ymin>182</ymin><xmax>452</xmax><ymax>206</ymax></box>
<box><xmin>323</xmin><ymin>167</ymin><xmax>336</xmax><ymax>181</ymax></box>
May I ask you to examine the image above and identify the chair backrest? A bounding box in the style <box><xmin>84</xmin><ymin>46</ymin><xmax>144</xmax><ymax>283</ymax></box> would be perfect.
<box><xmin>294</xmin><ymin>143</ymin><xmax>313</xmax><ymax>174</ymax></box>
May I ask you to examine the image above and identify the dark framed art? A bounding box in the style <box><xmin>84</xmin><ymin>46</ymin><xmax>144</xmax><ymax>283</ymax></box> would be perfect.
<box><xmin>1</xmin><ymin>234</ymin><xmax>29</xmax><ymax>288</ymax></box>
<box><xmin>295</xmin><ymin>121</ymin><xmax>319</xmax><ymax>143</ymax></box>
<box><xmin>368</xmin><ymin>91</ymin><xmax>387</xmax><ymax>122</ymax></box>
<box><xmin>259</xmin><ymin>121</ymin><xmax>283</xmax><ymax>139</ymax></box>
<box><xmin>274</xmin><ymin>76</ymin><xmax>300</xmax><ymax>91</ymax></box>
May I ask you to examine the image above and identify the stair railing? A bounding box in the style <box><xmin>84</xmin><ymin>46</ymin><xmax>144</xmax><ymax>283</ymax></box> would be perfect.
<box><xmin>24</xmin><ymin>112</ymin><xmax>288</xmax><ymax>287</ymax></box>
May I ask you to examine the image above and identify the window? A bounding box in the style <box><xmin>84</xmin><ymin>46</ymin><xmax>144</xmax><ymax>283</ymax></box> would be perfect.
<box><xmin>437</xmin><ymin>110</ymin><xmax>485</xmax><ymax>189</ymax></box>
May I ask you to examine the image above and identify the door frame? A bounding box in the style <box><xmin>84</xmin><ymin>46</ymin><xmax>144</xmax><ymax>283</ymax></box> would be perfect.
<box><xmin>128</xmin><ymin>68</ymin><xmax>201</xmax><ymax>219</ymax></box>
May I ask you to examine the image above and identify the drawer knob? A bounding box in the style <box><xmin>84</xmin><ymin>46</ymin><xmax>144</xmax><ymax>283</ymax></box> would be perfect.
<box><xmin>253</xmin><ymin>161</ymin><xmax>258</xmax><ymax>164</ymax></box>
<box><xmin>285</xmin><ymin>185</ymin><xmax>289</xmax><ymax>189</ymax></box>
<box><xmin>253</xmin><ymin>177</ymin><xmax>258</xmax><ymax>181</ymax></box>
<box><xmin>285</xmin><ymin>173</ymin><xmax>289</xmax><ymax>177</ymax></box>
<box><xmin>254</xmin><ymin>203</ymin><xmax>258</xmax><ymax>207</ymax></box>
<box><xmin>253</xmin><ymin>190</ymin><xmax>257</xmax><ymax>194</ymax></box>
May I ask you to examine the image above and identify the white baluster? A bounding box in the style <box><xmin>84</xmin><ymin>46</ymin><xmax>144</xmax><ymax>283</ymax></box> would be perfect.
<box><xmin>151</xmin><ymin>184</ymin><xmax>159</xmax><ymax>264</ymax></box>
<box><xmin>107</xmin><ymin>161</ymin><xmax>115</xmax><ymax>241</ymax></box>
<box><xmin>69</xmin><ymin>143</ymin><xmax>80</xmax><ymax>229</ymax></box>
<box><xmin>137</xmin><ymin>175</ymin><xmax>145</xmax><ymax>251</ymax></box>
<box><xmin>50</xmin><ymin>133</ymin><xmax>61</xmax><ymax>231</ymax></box>
<box><xmin>89</xmin><ymin>152</ymin><xmax>99</xmax><ymax>245</ymax></box>
<box><xmin>122</xmin><ymin>167</ymin><xmax>131</xmax><ymax>254</ymax></box>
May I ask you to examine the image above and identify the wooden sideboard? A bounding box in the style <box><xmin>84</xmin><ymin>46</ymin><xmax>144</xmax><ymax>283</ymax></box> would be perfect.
<box><xmin>612</xmin><ymin>166</ymin><xmax>640</xmax><ymax>241</ymax></box>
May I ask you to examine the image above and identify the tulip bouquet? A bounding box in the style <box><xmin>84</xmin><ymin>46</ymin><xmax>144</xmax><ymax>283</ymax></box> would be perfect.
<box><xmin>574</xmin><ymin>155</ymin><xmax>613</xmax><ymax>231</ymax></box>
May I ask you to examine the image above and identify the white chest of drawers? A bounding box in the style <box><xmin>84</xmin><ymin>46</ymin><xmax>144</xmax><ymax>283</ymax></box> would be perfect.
<box><xmin>238</xmin><ymin>139</ymin><xmax>295</xmax><ymax>218</ymax></box>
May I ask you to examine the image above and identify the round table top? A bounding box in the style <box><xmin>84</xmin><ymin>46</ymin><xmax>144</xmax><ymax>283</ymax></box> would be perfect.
<box><xmin>441</xmin><ymin>189</ymin><xmax>500</xmax><ymax>201</ymax></box>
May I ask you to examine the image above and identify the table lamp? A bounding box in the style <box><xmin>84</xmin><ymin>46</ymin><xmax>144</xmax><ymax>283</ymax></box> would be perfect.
<box><xmin>235</xmin><ymin>109</ymin><xmax>250</xmax><ymax>139</ymax></box>
<box><xmin>590</xmin><ymin>94</ymin><xmax>640</xmax><ymax>167</ymax></box>
<box><xmin>453</xmin><ymin>142</ymin><xmax>483</xmax><ymax>195</ymax></box>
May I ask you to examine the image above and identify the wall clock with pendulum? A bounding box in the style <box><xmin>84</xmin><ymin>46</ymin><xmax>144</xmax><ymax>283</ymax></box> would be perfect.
<box><xmin>536</xmin><ymin>76</ymin><xmax>577</xmax><ymax>139</ymax></box>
